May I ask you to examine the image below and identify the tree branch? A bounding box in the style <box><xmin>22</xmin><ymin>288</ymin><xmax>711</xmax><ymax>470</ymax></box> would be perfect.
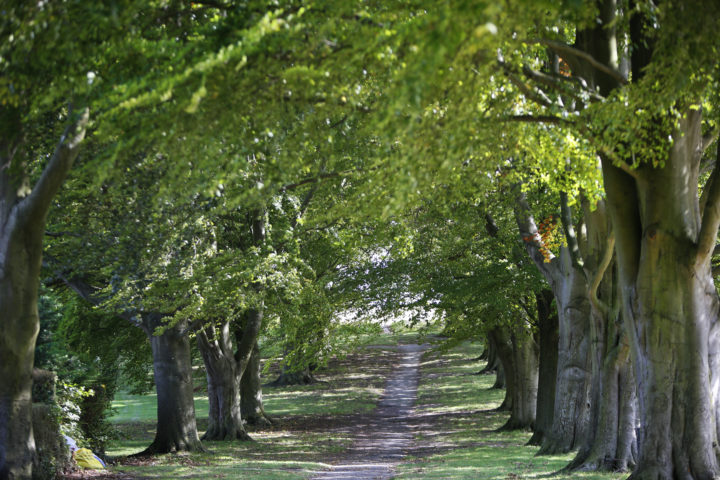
<box><xmin>513</xmin><ymin>187</ymin><xmax>557</xmax><ymax>282</ymax></box>
<box><xmin>498</xmin><ymin>114</ymin><xmax>574</xmax><ymax>125</ymax></box>
<box><xmin>703</xmin><ymin>130</ymin><xmax>718</xmax><ymax>153</ymax></box>
<box><xmin>559</xmin><ymin>191</ymin><xmax>584</xmax><ymax>271</ymax></box>
<box><xmin>21</xmin><ymin>107</ymin><xmax>89</xmax><ymax>227</ymax></box>
<box><xmin>521</xmin><ymin>64</ymin><xmax>605</xmax><ymax>102</ymax></box>
<box><xmin>697</xmin><ymin>141</ymin><xmax>720</xmax><ymax>263</ymax></box>
<box><xmin>537</xmin><ymin>39</ymin><xmax>628</xmax><ymax>86</ymax></box>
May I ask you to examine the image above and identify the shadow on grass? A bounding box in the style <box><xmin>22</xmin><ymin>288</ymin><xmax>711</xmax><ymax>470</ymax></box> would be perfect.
<box><xmin>395</xmin><ymin>341</ymin><xmax>626</xmax><ymax>480</ymax></box>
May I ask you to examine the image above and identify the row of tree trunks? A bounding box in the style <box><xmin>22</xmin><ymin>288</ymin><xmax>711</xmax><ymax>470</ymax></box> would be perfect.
<box><xmin>514</xmin><ymin>192</ymin><xmax>592</xmax><ymax>455</ymax></box>
<box><xmin>489</xmin><ymin>325</ymin><xmax>539</xmax><ymax>430</ymax></box>
<box><xmin>527</xmin><ymin>289</ymin><xmax>558</xmax><ymax>446</ymax></box>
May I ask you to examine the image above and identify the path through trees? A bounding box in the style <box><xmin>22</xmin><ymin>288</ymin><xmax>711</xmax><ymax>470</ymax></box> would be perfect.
<box><xmin>311</xmin><ymin>344</ymin><xmax>428</xmax><ymax>480</ymax></box>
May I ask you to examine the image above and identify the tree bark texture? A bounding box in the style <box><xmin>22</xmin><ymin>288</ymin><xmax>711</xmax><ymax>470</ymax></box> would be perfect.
<box><xmin>568</xmin><ymin>199</ymin><xmax>637</xmax><ymax>472</ymax></box>
<box><xmin>197</xmin><ymin>322</ymin><xmax>249</xmax><ymax>441</ymax></box>
<box><xmin>490</xmin><ymin>325</ymin><xmax>539</xmax><ymax>430</ymax></box>
<box><xmin>0</xmin><ymin>109</ymin><xmax>88</xmax><ymax>480</ymax></box>
<box><xmin>528</xmin><ymin>289</ymin><xmax>558</xmax><ymax>446</ymax></box>
<box><xmin>515</xmin><ymin>193</ymin><xmax>592</xmax><ymax>454</ymax></box>
<box><xmin>240</xmin><ymin>343</ymin><xmax>272</xmax><ymax>427</ymax></box>
<box><xmin>139</xmin><ymin>316</ymin><xmax>204</xmax><ymax>455</ymax></box>
<box><xmin>603</xmin><ymin>109</ymin><xmax>720</xmax><ymax>479</ymax></box>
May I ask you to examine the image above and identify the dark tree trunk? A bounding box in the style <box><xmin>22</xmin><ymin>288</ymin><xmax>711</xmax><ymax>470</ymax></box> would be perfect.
<box><xmin>528</xmin><ymin>289</ymin><xmax>558</xmax><ymax>446</ymax></box>
<box><xmin>0</xmin><ymin>109</ymin><xmax>88</xmax><ymax>480</ymax></box>
<box><xmin>492</xmin><ymin>362</ymin><xmax>506</xmax><ymax>390</ymax></box>
<box><xmin>139</xmin><ymin>316</ymin><xmax>204</xmax><ymax>455</ymax></box>
<box><xmin>490</xmin><ymin>325</ymin><xmax>539</xmax><ymax>431</ymax></box>
<box><xmin>240</xmin><ymin>343</ymin><xmax>272</xmax><ymax>427</ymax></box>
<box><xmin>479</xmin><ymin>336</ymin><xmax>500</xmax><ymax>375</ymax></box>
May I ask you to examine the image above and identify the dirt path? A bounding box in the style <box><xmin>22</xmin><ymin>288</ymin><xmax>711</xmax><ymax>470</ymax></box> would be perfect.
<box><xmin>310</xmin><ymin>343</ymin><xmax>429</xmax><ymax>480</ymax></box>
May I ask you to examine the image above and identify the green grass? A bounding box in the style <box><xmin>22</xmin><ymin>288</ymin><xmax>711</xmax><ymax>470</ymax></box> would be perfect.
<box><xmin>101</xmin><ymin>341</ymin><xmax>404</xmax><ymax>478</ymax></box>
<box><xmin>396</xmin><ymin>341</ymin><xmax>625</xmax><ymax>480</ymax></box>
<box><xmin>96</xmin><ymin>335</ymin><xmax>626</xmax><ymax>479</ymax></box>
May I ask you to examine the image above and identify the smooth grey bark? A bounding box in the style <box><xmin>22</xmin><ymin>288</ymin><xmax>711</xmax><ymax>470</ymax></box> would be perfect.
<box><xmin>515</xmin><ymin>193</ymin><xmax>592</xmax><ymax>454</ymax></box>
<box><xmin>240</xmin><ymin>343</ymin><xmax>272</xmax><ymax>427</ymax></box>
<box><xmin>139</xmin><ymin>315</ymin><xmax>203</xmax><ymax>455</ymax></box>
<box><xmin>567</xmin><ymin>199</ymin><xmax>637</xmax><ymax>472</ymax></box>
<box><xmin>528</xmin><ymin>289</ymin><xmax>558</xmax><ymax>446</ymax></box>
<box><xmin>603</xmin><ymin>114</ymin><xmax>720</xmax><ymax>480</ymax></box>
<box><xmin>550</xmin><ymin>2</ymin><xmax>720</xmax><ymax>476</ymax></box>
<box><xmin>0</xmin><ymin>109</ymin><xmax>88</xmax><ymax>480</ymax></box>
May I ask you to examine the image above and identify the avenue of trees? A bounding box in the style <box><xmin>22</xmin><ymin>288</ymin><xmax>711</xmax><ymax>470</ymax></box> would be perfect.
<box><xmin>1</xmin><ymin>1</ymin><xmax>720</xmax><ymax>479</ymax></box>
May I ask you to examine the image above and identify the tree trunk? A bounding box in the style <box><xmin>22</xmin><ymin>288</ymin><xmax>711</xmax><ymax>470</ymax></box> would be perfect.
<box><xmin>197</xmin><ymin>323</ymin><xmax>249</xmax><ymax>442</ymax></box>
<box><xmin>537</xmin><ymin>261</ymin><xmax>592</xmax><ymax>454</ymax></box>
<box><xmin>240</xmin><ymin>343</ymin><xmax>272</xmax><ymax>427</ymax></box>
<box><xmin>0</xmin><ymin>109</ymin><xmax>88</xmax><ymax>480</ymax></box>
<box><xmin>602</xmin><ymin>107</ymin><xmax>720</xmax><ymax>479</ymax></box>
<box><xmin>568</xmin><ymin>324</ymin><xmax>637</xmax><ymax>472</ymax></box>
<box><xmin>489</xmin><ymin>328</ymin><xmax>515</xmax><ymax>414</ymax></box>
<box><xmin>478</xmin><ymin>336</ymin><xmax>500</xmax><ymax>375</ymax></box>
<box><xmin>515</xmin><ymin>193</ymin><xmax>592</xmax><ymax>454</ymax></box>
<box><xmin>139</xmin><ymin>316</ymin><xmax>204</xmax><ymax>455</ymax></box>
<box><xmin>493</xmin><ymin>361</ymin><xmax>506</xmax><ymax>391</ymax></box>
<box><xmin>528</xmin><ymin>289</ymin><xmax>558</xmax><ymax>446</ymax></box>
<box><xmin>0</xmin><ymin>236</ymin><xmax>41</xmax><ymax>480</ymax></box>
<box><xmin>490</xmin><ymin>325</ymin><xmax>539</xmax><ymax>431</ymax></box>
<box><xmin>268</xmin><ymin>363</ymin><xmax>316</xmax><ymax>387</ymax></box>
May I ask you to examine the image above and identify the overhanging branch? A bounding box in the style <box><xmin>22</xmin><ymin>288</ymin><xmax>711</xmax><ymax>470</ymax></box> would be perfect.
<box><xmin>537</xmin><ymin>39</ymin><xmax>628</xmax><ymax>86</ymax></box>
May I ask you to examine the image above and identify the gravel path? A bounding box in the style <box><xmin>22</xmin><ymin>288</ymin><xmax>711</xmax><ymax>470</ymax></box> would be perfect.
<box><xmin>310</xmin><ymin>343</ymin><xmax>429</xmax><ymax>480</ymax></box>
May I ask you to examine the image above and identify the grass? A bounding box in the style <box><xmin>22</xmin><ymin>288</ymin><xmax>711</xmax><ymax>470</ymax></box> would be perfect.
<box><xmin>101</xmin><ymin>340</ymin><xmax>404</xmax><ymax>478</ymax></box>
<box><xmin>396</xmin><ymin>340</ymin><xmax>626</xmax><ymax>480</ymax></box>
<box><xmin>93</xmin><ymin>334</ymin><xmax>627</xmax><ymax>479</ymax></box>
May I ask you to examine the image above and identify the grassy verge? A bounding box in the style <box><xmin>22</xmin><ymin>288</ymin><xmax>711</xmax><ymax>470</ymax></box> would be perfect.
<box><xmin>102</xmin><ymin>340</ymin><xmax>404</xmax><ymax>479</ymax></box>
<box><xmin>396</xmin><ymin>340</ymin><xmax>625</xmax><ymax>480</ymax></box>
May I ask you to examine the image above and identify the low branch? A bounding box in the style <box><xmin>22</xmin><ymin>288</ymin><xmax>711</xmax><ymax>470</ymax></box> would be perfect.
<box><xmin>21</xmin><ymin>107</ymin><xmax>89</xmax><ymax>226</ymax></box>
<box><xmin>560</xmin><ymin>191</ymin><xmax>584</xmax><ymax>270</ymax></box>
<box><xmin>537</xmin><ymin>39</ymin><xmax>628</xmax><ymax>86</ymax></box>
<box><xmin>45</xmin><ymin>230</ymin><xmax>81</xmax><ymax>238</ymax></box>
<box><xmin>703</xmin><ymin>130</ymin><xmax>718</xmax><ymax>153</ymax></box>
<box><xmin>497</xmin><ymin>53</ymin><xmax>554</xmax><ymax>108</ymax></box>
<box><xmin>279</xmin><ymin>171</ymin><xmax>343</xmax><ymax>192</ymax></box>
<box><xmin>698</xmin><ymin>140</ymin><xmax>720</xmax><ymax>262</ymax></box>
<box><xmin>498</xmin><ymin>114</ymin><xmax>574</xmax><ymax>125</ymax></box>
<box><xmin>521</xmin><ymin>65</ymin><xmax>605</xmax><ymax>102</ymax></box>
